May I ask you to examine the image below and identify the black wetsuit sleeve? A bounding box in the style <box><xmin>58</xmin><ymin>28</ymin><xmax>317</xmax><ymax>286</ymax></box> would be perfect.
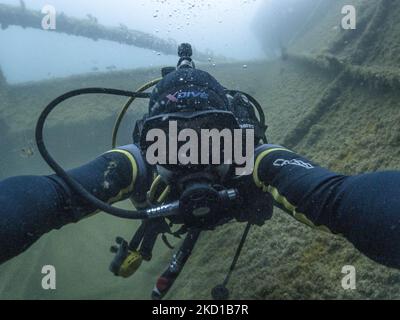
<box><xmin>254</xmin><ymin>145</ymin><xmax>400</xmax><ymax>269</ymax></box>
<box><xmin>0</xmin><ymin>147</ymin><xmax>145</xmax><ymax>264</ymax></box>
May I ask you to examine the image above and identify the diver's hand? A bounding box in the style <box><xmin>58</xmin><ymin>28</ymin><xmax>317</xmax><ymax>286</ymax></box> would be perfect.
<box><xmin>230</xmin><ymin>174</ymin><xmax>274</xmax><ymax>226</ymax></box>
<box><xmin>109</xmin><ymin>237</ymin><xmax>143</xmax><ymax>278</ymax></box>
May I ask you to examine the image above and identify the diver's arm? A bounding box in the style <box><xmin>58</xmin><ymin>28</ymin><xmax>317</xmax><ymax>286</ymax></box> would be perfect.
<box><xmin>0</xmin><ymin>145</ymin><xmax>148</xmax><ymax>265</ymax></box>
<box><xmin>254</xmin><ymin>145</ymin><xmax>400</xmax><ymax>269</ymax></box>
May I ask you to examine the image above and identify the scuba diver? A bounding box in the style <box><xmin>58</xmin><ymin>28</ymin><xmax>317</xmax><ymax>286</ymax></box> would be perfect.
<box><xmin>0</xmin><ymin>43</ymin><xmax>400</xmax><ymax>300</ymax></box>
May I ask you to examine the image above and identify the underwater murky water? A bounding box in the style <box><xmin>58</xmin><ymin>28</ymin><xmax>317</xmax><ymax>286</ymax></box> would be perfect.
<box><xmin>1</xmin><ymin>0</ymin><xmax>400</xmax><ymax>300</ymax></box>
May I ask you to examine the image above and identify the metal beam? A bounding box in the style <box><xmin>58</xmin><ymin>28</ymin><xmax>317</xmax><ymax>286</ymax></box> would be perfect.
<box><xmin>0</xmin><ymin>3</ymin><xmax>210</xmax><ymax>60</ymax></box>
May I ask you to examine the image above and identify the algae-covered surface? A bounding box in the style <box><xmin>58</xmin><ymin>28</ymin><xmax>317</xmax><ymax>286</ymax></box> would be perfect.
<box><xmin>167</xmin><ymin>70</ymin><xmax>400</xmax><ymax>300</ymax></box>
<box><xmin>1</xmin><ymin>0</ymin><xmax>400</xmax><ymax>300</ymax></box>
<box><xmin>1</xmin><ymin>56</ymin><xmax>399</xmax><ymax>300</ymax></box>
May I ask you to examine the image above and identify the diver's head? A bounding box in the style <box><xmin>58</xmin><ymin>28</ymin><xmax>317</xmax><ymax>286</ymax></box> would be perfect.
<box><xmin>137</xmin><ymin>68</ymin><xmax>241</xmax><ymax>183</ymax></box>
<box><xmin>148</xmin><ymin>68</ymin><xmax>230</xmax><ymax>117</ymax></box>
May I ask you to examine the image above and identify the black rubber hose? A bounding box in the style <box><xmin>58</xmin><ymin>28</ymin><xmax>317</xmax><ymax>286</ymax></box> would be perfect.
<box><xmin>35</xmin><ymin>88</ymin><xmax>153</xmax><ymax>220</ymax></box>
<box><xmin>227</xmin><ymin>90</ymin><xmax>268</xmax><ymax>143</ymax></box>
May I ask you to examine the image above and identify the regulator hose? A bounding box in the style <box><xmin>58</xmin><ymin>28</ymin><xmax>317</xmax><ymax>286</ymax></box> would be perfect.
<box><xmin>226</xmin><ymin>90</ymin><xmax>268</xmax><ymax>143</ymax></box>
<box><xmin>35</xmin><ymin>88</ymin><xmax>154</xmax><ymax>220</ymax></box>
<box><xmin>112</xmin><ymin>78</ymin><xmax>161</xmax><ymax>148</ymax></box>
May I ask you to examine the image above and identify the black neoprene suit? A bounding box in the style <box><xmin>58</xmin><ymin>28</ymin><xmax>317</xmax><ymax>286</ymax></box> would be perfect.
<box><xmin>0</xmin><ymin>144</ymin><xmax>399</xmax><ymax>269</ymax></box>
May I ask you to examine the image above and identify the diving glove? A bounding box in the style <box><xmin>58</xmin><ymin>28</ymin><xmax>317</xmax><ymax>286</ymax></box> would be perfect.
<box><xmin>109</xmin><ymin>237</ymin><xmax>143</xmax><ymax>278</ymax></box>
